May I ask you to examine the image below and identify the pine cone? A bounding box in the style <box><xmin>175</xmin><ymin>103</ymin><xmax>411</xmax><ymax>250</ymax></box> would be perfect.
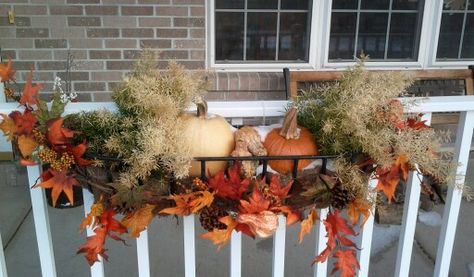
<box><xmin>199</xmin><ymin>205</ymin><xmax>229</xmax><ymax>231</ymax></box>
<box><xmin>331</xmin><ymin>185</ymin><xmax>354</xmax><ymax>210</ymax></box>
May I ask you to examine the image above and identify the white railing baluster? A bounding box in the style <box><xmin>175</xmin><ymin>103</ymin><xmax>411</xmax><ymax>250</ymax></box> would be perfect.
<box><xmin>27</xmin><ymin>165</ymin><xmax>57</xmax><ymax>277</ymax></box>
<box><xmin>136</xmin><ymin>230</ymin><xmax>150</xmax><ymax>277</ymax></box>
<box><xmin>230</xmin><ymin>231</ymin><xmax>242</xmax><ymax>277</ymax></box>
<box><xmin>434</xmin><ymin>111</ymin><xmax>474</xmax><ymax>277</ymax></box>
<box><xmin>82</xmin><ymin>188</ymin><xmax>105</xmax><ymax>277</ymax></box>
<box><xmin>272</xmin><ymin>215</ymin><xmax>286</xmax><ymax>277</ymax></box>
<box><xmin>0</xmin><ymin>228</ymin><xmax>8</xmax><ymax>277</ymax></box>
<box><xmin>314</xmin><ymin>208</ymin><xmax>328</xmax><ymax>277</ymax></box>
<box><xmin>183</xmin><ymin>215</ymin><xmax>196</xmax><ymax>277</ymax></box>
<box><xmin>357</xmin><ymin>178</ymin><xmax>378</xmax><ymax>277</ymax></box>
<box><xmin>394</xmin><ymin>113</ymin><xmax>432</xmax><ymax>277</ymax></box>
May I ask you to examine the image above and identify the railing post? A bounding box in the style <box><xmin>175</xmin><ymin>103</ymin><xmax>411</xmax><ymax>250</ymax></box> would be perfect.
<box><xmin>82</xmin><ymin>188</ymin><xmax>105</xmax><ymax>277</ymax></box>
<box><xmin>314</xmin><ymin>208</ymin><xmax>328</xmax><ymax>277</ymax></box>
<box><xmin>230</xmin><ymin>231</ymin><xmax>242</xmax><ymax>277</ymax></box>
<box><xmin>434</xmin><ymin>111</ymin><xmax>474</xmax><ymax>277</ymax></box>
<box><xmin>0</xmin><ymin>229</ymin><xmax>7</xmax><ymax>277</ymax></box>
<box><xmin>272</xmin><ymin>215</ymin><xmax>286</xmax><ymax>277</ymax></box>
<box><xmin>136</xmin><ymin>230</ymin><xmax>150</xmax><ymax>277</ymax></box>
<box><xmin>183</xmin><ymin>215</ymin><xmax>196</xmax><ymax>277</ymax></box>
<box><xmin>27</xmin><ymin>165</ymin><xmax>57</xmax><ymax>277</ymax></box>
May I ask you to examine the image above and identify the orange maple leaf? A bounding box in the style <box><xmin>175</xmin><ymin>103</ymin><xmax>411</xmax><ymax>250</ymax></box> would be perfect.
<box><xmin>236</xmin><ymin>210</ymin><xmax>278</xmax><ymax>238</ymax></box>
<box><xmin>274</xmin><ymin>205</ymin><xmax>300</xmax><ymax>225</ymax></box>
<box><xmin>36</xmin><ymin>169</ymin><xmax>79</xmax><ymax>207</ymax></box>
<box><xmin>268</xmin><ymin>175</ymin><xmax>293</xmax><ymax>201</ymax></box>
<box><xmin>201</xmin><ymin>215</ymin><xmax>238</xmax><ymax>249</ymax></box>
<box><xmin>207</xmin><ymin>163</ymin><xmax>251</xmax><ymax>200</ymax></box>
<box><xmin>347</xmin><ymin>199</ymin><xmax>372</xmax><ymax>226</ymax></box>
<box><xmin>70</xmin><ymin>141</ymin><xmax>93</xmax><ymax>166</ymax></box>
<box><xmin>0</xmin><ymin>59</ymin><xmax>15</xmax><ymax>82</ymax></box>
<box><xmin>80</xmin><ymin>200</ymin><xmax>105</xmax><ymax>232</ymax></box>
<box><xmin>17</xmin><ymin>135</ymin><xmax>38</xmax><ymax>160</ymax></box>
<box><xmin>122</xmin><ymin>204</ymin><xmax>156</xmax><ymax>238</ymax></box>
<box><xmin>239</xmin><ymin>188</ymin><xmax>270</xmax><ymax>214</ymax></box>
<box><xmin>46</xmin><ymin>118</ymin><xmax>74</xmax><ymax>145</ymax></box>
<box><xmin>10</xmin><ymin>110</ymin><xmax>37</xmax><ymax>136</ymax></box>
<box><xmin>19</xmin><ymin>71</ymin><xmax>44</xmax><ymax>107</ymax></box>
<box><xmin>331</xmin><ymin>250</ymin><xmax>360</xmax><ymax>277</ymax></box>
<box><xmin>0</xmin><ymin>114</ymin><xmax>17</xmax><ymax>141</ymax></box>
<box><xmin>160</xmin><ymin>191</ymin><xmax>214</xmax><ymax>216</ymax></box>
<box><xmin>189</xmin><ymin>190</ymin><xmax>214</xmax><ymax>213</ymax></box>
<box><xmin>299</xmin><ymin>208</ymin><xmax>318</xmax><ymax>243</ymax></box>
<box><xmin>375</xmin><ymin>154</ymin><xmax>410</xmax><ymax>202</ymax></box>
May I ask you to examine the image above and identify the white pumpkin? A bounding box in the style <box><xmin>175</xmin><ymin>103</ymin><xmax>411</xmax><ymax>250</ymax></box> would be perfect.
<box><xmin>181</xmin><ymin>100</ymin><xmax>234</xmax><ymax>177</ymax></box>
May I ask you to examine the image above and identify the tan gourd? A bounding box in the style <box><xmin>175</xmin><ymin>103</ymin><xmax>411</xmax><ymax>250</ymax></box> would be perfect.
<box><xmin>181</xmin><ymin>100</ymin><xmax>234</xmax><ymax>177</ymax></box>
<box><xmin>263</xmin><ymin>107</ymin><xmax>319</xmax><ymax>174</ymax></box>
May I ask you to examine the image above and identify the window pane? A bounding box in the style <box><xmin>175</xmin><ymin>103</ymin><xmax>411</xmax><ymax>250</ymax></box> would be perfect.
<box><xmin>279</xmin><ymin>13</ymin><xmax>309</xmax><ymax>60</ymax></box>
<box><xmin>216</xmin><ymin>0</ymin><xmax>244</xmax><ymax>9</ymax></box>
<box><xmin>361</xmin><ymin>0</ymin><xmax>390</xmax><ymax>10</ymax></box>
<box><xmin>469</xmin><ymin>0</ymin><xmax>473</xmax><ymax>9</ymax></box>
<box><xmin>437</xmin><ymin>13</ymin><xmax>464</xmax><ymax>59</ymax></box>
<box><xmin>461</xmin><ymin>14</ymin><xmax>474</xmax><ymax>58</ymax></box>
<box><xmin>329</xmin><ymin>13</ymin><xmax>357</xmax><ymax>60</ymax></box>
<box><xmin>332</xmin><ymin>0</ymin><xmax>358</xmax><ymax>9</ymax></box>
<box><xmin>281</xmin><ymin>0</ymin><xmax>310</xmax><ymax>10</ymax></box>
<box><xmin>392</xmin><ymin>0</ymin><xmax>422</xmax><ymax>10</ymax></box>
<box><xmin>248</xmin><ymin>0</ymin><xmax>278</xmax><ymax>9</ymax></box>
<box><xmin>246</xmin><ymin>12</ymin><xmax>277</xmax><ymax>60</ymax></box>
<box><xmin>215</xmin><ymin>12</ymin><xmax>244</xmax><ymax>61</ymax></box>
<box><xmin>443</xmin><ymin>0</ymin><xmax>468</xmax><ymax>10</ymax></box>
<box><xmin>357</xmin><ymin>13</ymin><xmax>388</xmax><ymax>59</ymax></box>
<box><xmin>387</xmin><ymin>13</ymin><xmax>419</xmax><ymax>59</ymax></box>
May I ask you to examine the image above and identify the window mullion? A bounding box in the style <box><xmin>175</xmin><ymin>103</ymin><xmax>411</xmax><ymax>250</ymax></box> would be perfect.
<box><xmin>353</xmin><ymin>0</ymin><xmax>362</xmax><ymax>58</ymax></box>
<box><xmin>457</xmin><ymin>3</ymin><xmax>469</xmax><ymax>59</ymax></box>
<box><xmin>384</xmin><ymin>0</ymin><xmax>394</xmax><ymax>59</ymax></box>
<box><xmin>243</xmin><ymin>0</ymin><xmax>248</xmax><ymax>61</ymax></box>
<box><xmin>275</xmin><ymin>0</ymin><xmax>282</xmax><ymax>61</ymax></box>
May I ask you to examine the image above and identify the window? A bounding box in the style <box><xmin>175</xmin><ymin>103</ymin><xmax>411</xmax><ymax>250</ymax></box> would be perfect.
<box><xmin>214</xmin><ymin>0</ymin><xmax>312</xmax><ymax>63</ymax></box>
<box><xmin>329</xmin><ymin>0</ymin><xmax>425</xmax><ymax>61</ymax></box>
<box><xmin>436</xmin><ymin>0</ymin><xmax>474</xmax><ymax>60</ymax></box>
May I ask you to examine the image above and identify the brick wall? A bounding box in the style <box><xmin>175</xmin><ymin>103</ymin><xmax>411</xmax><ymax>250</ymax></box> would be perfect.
<box><xmin>0</xmin><ymin>1</ymin><xmax>286</xmax><ymax>102</ymax></box>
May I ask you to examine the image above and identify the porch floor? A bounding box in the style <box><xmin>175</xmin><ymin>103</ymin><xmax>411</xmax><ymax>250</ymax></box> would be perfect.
<box><xmin>1</xmin><ymin>153</ymin><xmax>473</xmax><ymax>277</ymax></box>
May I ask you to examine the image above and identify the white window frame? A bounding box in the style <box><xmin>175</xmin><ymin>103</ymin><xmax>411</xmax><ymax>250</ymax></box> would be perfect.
<box><xmin>205</xmin><ymin>0</ymin><xmax>474</xmax><ymax>72</ymax></box>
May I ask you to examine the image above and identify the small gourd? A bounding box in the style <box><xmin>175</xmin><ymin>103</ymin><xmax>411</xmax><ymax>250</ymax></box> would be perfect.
<box><xmin>181</xmin><ymin>99</ymin><xmax>234</xmax><ymax>177</ymax></box>
<box><xmin>263</xmin><ymin>107</ymin><xmax>319</xmax><ymax>174</ymax></box>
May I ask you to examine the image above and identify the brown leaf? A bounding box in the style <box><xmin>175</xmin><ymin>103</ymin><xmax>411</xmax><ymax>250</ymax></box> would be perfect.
<box><xmin>17</xmin><ymin>135</ymin><xmax>38</xmax><ymax>160</ymax></box>
<box><xmin>122</xmin><ymin>204</ymin><xmax>156</xmax><ymax>238</ymax></box>
<box><xmin>201</xmin><ymin>216</ymin><xmax>238</xmax><ymax>249</ymax></box>
<box><xmin>189</xmin><ymin>190</ymin><xmax>214</xmax><ymax>213</ymax></box>
<box><xmin>0</xmin><ymin>114</ymin><xmax>17</xmax><ymax>141</ymax></box>
<box><xmin>347</xmin><ymin>199</ymin><xmax>372</xmax><ymax>226</ymax></box>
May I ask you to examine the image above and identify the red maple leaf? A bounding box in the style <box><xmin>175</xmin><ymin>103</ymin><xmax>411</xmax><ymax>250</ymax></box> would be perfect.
<box><xmin>69</xmin><ymin>141</ymin><xmax>93</xmax><ymax>166</ymax></box>
<box><xmin>36</xmin><ymin>169</ymin><xmax>79</xmax><ymax>207</ymax></box>
<box><xmin>77</xmin><ymin>209</ymin><xmax>127</xmax><ymax>265</ymax></box>
<box><xmin>0</xmin><ymin>59</ymin><xmax>15</xmax><ymax>82</ymax></box>
<box><xmin>207</xmin><ymin>163</ymin><xmax>250</xmax><ymax>200</ymax></box>
<box><xmin>10</xmin><ymin>110</ymin><xmax>37</xmax><ymax>136</ymax></box>
<box><xmin>268</xmin><ymin>175</ymin><xmax>292</xmax><ymax>201</ymax></box>
<box><xmin>19</xmin><ymin>71</ymin><xmax>44</xmax><ymax>107</ymax></box>
<box><xmin>239</xmin><ymin>187</ymin><xmax>270</xmax><ymax>214</ymax></box>
<box><xmin>331</xmin><ymin>250</ymin><xmax>360</xmax><ymax>277</ymax></box>
<box><xmin>406</xmin><ymin>114</ymin><xmax>429</xmax><ymax>130</ymax></box>
<box><xmin>375</xmin><ymin>154</ymin><xmax>410</xmax><ymax>202</ymax></box>
<box><xmin>47</xmin><ymin>118</ymin><xmax>74</xmax><ymax>145</ymax></box>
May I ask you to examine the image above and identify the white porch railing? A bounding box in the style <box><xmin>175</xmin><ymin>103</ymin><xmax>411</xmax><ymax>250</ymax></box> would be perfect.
<box><xmin>0</xmin><ymin>96</ymin><xmax>473</xmax><ymax>277</ymax></box>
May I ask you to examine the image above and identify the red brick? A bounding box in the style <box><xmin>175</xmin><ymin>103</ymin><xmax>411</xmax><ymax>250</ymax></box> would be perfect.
<box><xmin>122</xmin><ymin>28</ymin><xmax>154</xmax><ymax>37</ymax></box>
<box><xmin>35</xmin><ymin>39</ymin><xmax>68</xmax><ymax>48</ymax></box>
<box><xmin>173</xmin><ymin>39</ymin><xmax>205</xmax><ymax>49</ymax></box>
<box><xmin>11</xmin><ymin>61</ymin><xmax>36</xmax><ymax>70</ymax></box>
<box><xmin>173</xmin><ymin>0</ymin><xmax>204</xmax><ymax>4</ymax></box>
<box><xmin>57</xmin><ymin>72</ymin><xmax>90</xmax><ymax>81</ymax></box>
<box><xmin>87</xmin><ymin>28</ymin><xmax>119</xmax><ymax>38</ymax></box>
<box><xmin>173</xmin><ymin>17</ymin><xmax>204</xmax><ymax>27</ymax></box>
<box><xmin>92</xmin><ymin>93</ymin><xmax>113</xmax><ymax>101</ymax></box>
<box><xmin>140</xmin><ymin>39</ymin><xmax>171</xmax><ymax>48</ymax></box>
<box><xmin>156</xmin><ymin>28</ymin><xmax>187</xmax><ymax>38</ymax></box>
<box><xmin>19</xmin><ymin>50</ymin><xmax>52</xmax><ymax>60</ymax></box>
<box><xmin>139</xmin><ymin>0</ymin><xmax>170</xmax><ymax>3</ymax></box>
<box><xmin>14</xmin><ymin>5</ymin><xmax>47</xmax><ymax>15</ymax></box>
<box><xmin>123</xmin><ymin>50</ymin><xmax>142</xmax><ymax>59</ymax></box>
<box><xmin>139</xmin><ymin>17</ymin><xmax>171</xmax><ymax>27</ymax></box>
<box><xmin>1</xmin><ymin>50</ymin><xmax>17</xmax><ymax>60</ymax></box>
<box><xmin>68</xmin><ymin>17</ymin><xmax>101</xmax><ymax>27</ymax></box>
<box><xmin>190</xmin><ymin>50</ymin><xmax>205</xmax><ymax>60</ymax></box>
<box><xmin>38</xmin><ymin>61</ymin><xmax>68</xmax><ymax>70</ymax></box>
<box><xmin>155</xmin><ymin>7</ymin><xmax>188</xmax><ymax>16</ymax></box>
<box><xmin>74</xmin><ymin>82</ymin><xmax>106</xmax><ymax>91</ymax></box>
<box><xmin>106</xmin><ymin>61</ymin><xmax>134</xmax><ymax>70</ymax></box>
<box><xmin>90</xmin><ymin>50</ymin><xmax>121</xmax><ymax>59</ymax></box>
<box><xmin>0</xmin><ymin>17</ymin><xmax>30</xmax><ymax>26</ymax></box>
<box><xmin>121</xmin><ymin>6</ymin><xmax>153</xmax><ymax>16</ymax></box>
<box><xmin>160</xmin><ymin>50</ymin><xmax>189</xmax><ymax>59</ymax></box>
<box><xmin>50</xmin><ymin>6</ymin><xmax>84</xmax><ymax>15</ymax></box>
<box><xmin>190</xmin><ymin>28</ymin><xmax>204</xmax><ymax>38</ymax></box>
<box><xmin>85</xmin><ymin>6</ymin><xmax>118</xmax><ymax>15</ymax></box>
<box><xmin>67</xmin><ymin>0</ymin><xmax>100</xmax><ymax>3</ymax></box>
<box><xmin>105</xmin><ymin>39</ymin><xmax>137</xmax><ymax>48</ymax></box>
<box><xmin>190</xmin><ymin>7</ymin><xmax>204</xmax><ymax>16</ymax></box>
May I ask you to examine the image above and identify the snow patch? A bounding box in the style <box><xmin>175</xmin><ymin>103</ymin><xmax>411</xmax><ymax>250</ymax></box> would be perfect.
<box><xmin>370</xmin><ymin>225</ymin><xmax>401</xmax><ymax>257</ymax></box>
<box><xmin>418</xmin><ymin>211</ymin><xmax>442</xmax><ymax>227</ymax></box>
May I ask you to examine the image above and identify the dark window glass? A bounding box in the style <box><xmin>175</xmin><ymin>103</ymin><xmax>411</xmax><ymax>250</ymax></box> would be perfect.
<box><xmin>215</xmin><ymin>12</ymin><xmax>244</xmax><ymax>61</ymax></box>
<box><xmin>248</xmin><ymin>0</ymin><xmax>278</xmax><ymax>9</ymax></box>
<box><xmin>461</xmin><ymin>14</ymin><xmax>474</xmax><ymax>58</ymax></box>
<box><xmin>437</xmin><ymin>13</ymin><xmax>464</xmax><ymax>59</ymax></box>
<box><xmin>332</xmin><ymin>0</ymin><xmax>358</xmax><ymax>9</ymax></box>
<box><xmin>216</xmin><ymin>0</ymin><xmax>244</xmax><ymax>9</ymax></box>
<box><xmin>279</xmin><ymin>13</ymin><xmax>309</xmax><ymax>60</ymax></box>
<box><xmin>387</xmin><ymin>13</ymin><xmax>419</xmax><ymax>59</ymax></box>
<box><xmin>361</xmin><ymin>0</ymin><xmax>390</xmax><ymax>10</ymax></box>
<box><xmin>246</xmin><ymin>13</ymin><xmax>278</xmax><ymax>60</ymax></box>
<box><xmin>357</xmin><ymin>13</ymin><xmax>388</xmax><ymax>59</ymax></box>
<box><xmin>281</xmin><ymin>0</ymin><xmax>310</xmax><ymax>10</ymax></box>
<box><xmin>392</xmin><ymin>0</ymin><xmax>422</xmax><ymax>10</ymax></box>
<box><xmin>470</xmin><ymin>0</ymin><xmax>473</xmax><ymax>9</ymax></box>
<box><xmin>329</xmin><ymin>13</ymin><xmax>357</xmax><ymax>59</ymax></box>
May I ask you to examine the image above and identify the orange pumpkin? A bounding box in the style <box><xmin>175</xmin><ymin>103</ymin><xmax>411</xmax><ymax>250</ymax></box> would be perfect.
<box><xmin>263</xmin><ymin>107</ymin><xmax>319</xmax><ymax>174</ymax></box>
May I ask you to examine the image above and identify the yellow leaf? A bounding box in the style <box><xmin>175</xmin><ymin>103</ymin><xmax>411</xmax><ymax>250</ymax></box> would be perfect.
<box><xmin>190</xmin><ymin>191</ymin><xmax>214</xmax><ymax>213</ymax></box>
<box><xmin>17</xmin><ymin>135</ymin><xmax>38</xmax><ymax>159</ymax></box>
<box><xmin>122</xmin><ymin>204</ymin><xmax>156</xmax><ymax>238</ymax></box>
<box><xmin>0</xmin><ymin>114</ymin><xmax>17</xmax><ymax>141</ymax></box>
<box><xmin>299</xmin><ymin>208</ymin><xmax>318</xmax><ymax>243</ymax></box>
<box><xmin>347</xmin><ymin>199</ymin><xmax>372</xmax><ymax>226</ymax></box>
<box><xmin>80</xmin><ymin>201</ymin><xmax>105</xmax><ymax>232</ymax></box>
<box><xmin>201</xmin><ymin>216</ymin><xmax>237</xmax><ymax>250</ymax></box>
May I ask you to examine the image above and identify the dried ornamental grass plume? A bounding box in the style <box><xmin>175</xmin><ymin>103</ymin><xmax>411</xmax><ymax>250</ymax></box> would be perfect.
<box><xmin>334</xmin><ymin>157</ymin><xmax>372</xmax><ymax>203</ymax></box>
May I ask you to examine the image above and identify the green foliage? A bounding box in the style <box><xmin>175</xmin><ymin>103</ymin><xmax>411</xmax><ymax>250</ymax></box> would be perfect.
<box><xmin>36</xmin><ymin>94</ymin><xmax>66</xmax><ymax>127</ymax></box>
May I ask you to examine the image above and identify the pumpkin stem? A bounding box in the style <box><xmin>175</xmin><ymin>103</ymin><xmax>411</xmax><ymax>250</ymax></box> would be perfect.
<box><xmin>279</xmin><ymin>107</ymin><xmax>299</xmax><ymax>140</ymax></box>
<box><xmin>196</xmin><ymin>99</ymin><xmax>208</xmax><ymax>118</ymax></box>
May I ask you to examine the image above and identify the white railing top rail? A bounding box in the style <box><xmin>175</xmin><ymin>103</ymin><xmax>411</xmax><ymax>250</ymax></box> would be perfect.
<box><xmin>0</xmin><ymin>95</ymin><xmax>473</xmax><ymax>277</ymax></box>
